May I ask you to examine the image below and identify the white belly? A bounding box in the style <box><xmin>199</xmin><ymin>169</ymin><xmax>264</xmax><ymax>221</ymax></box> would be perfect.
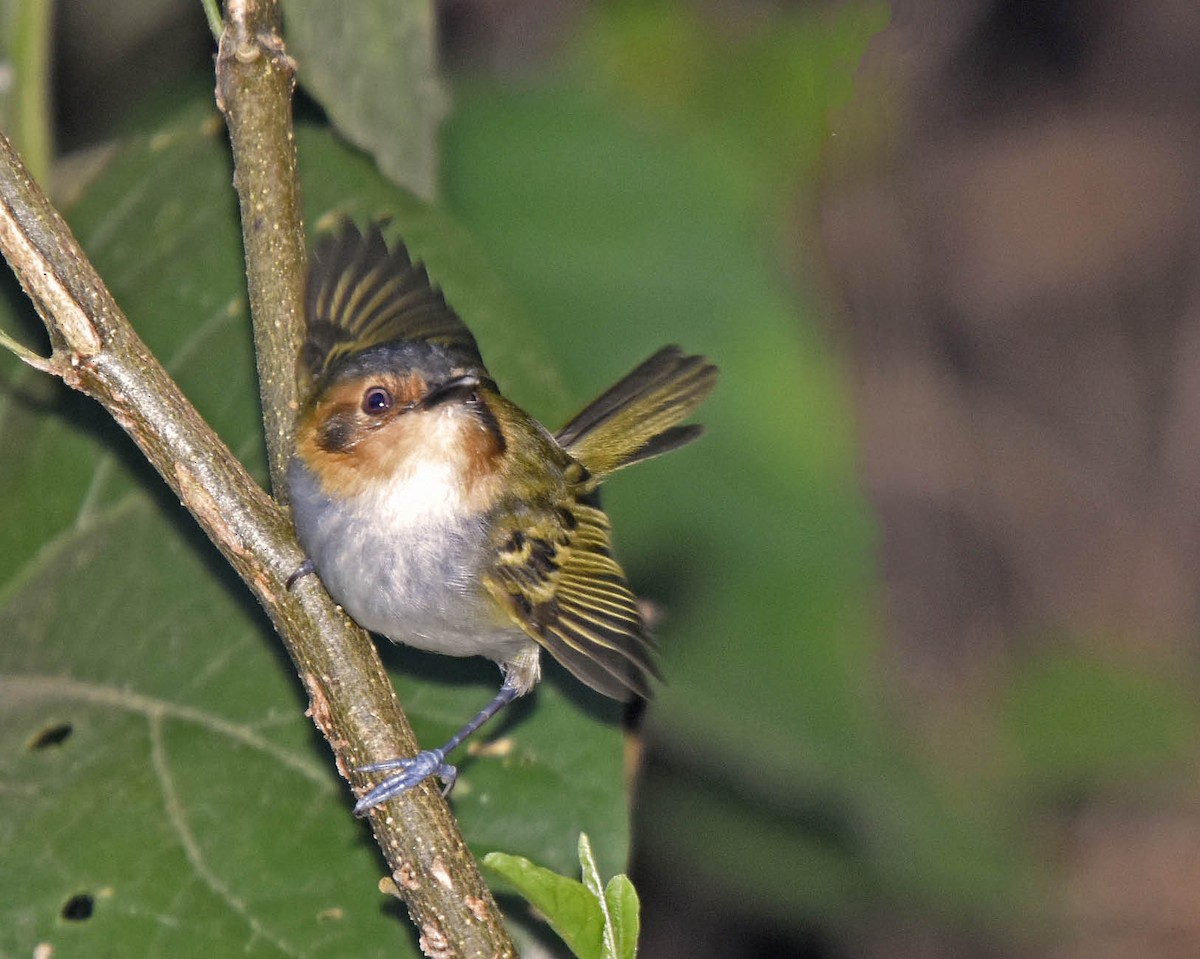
<box><xmin>288</xmin><ymin>458</ymin><xmax>531</xmax><ymax>663</ymax></box>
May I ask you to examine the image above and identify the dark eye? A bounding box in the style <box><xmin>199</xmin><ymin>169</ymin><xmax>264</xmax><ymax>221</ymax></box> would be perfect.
<box><xmin>362</xmin><ymin>386</ymin><xmax>393</xmax><ymax>415</ymax></box>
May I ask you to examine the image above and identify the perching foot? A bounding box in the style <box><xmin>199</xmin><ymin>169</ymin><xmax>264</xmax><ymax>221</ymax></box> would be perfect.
<box><xmin>352</xmin><ymin>749</ymin><xmax>456</xmax><ymax>816</ymax></box>
<box><xmin>285</xmin><ymin>559</ymin><xmax>316</xmax><ymax>591</ymax></box>
<box><xmin>351</xmin><ymin>680</ymin><xmax>522</xmax><ymax>816</ymax></box>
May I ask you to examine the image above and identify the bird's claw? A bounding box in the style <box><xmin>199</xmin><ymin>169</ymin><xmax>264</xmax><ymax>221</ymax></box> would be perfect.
<box><xmin>352</xmin><ymin>749</ymin><xmax>457</xmax><ymax>816</ymax></box>
<box><xmin>285</xmin><ymin>559</ymin><xmax>316</xmax><ymax>591</ymax></box>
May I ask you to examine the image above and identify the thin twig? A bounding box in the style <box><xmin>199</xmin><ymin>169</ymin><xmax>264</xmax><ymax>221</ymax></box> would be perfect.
<box><xmin>214</xmin><ymin>0</ymin><xmax>307</xmax><ymax>499</ymax></box>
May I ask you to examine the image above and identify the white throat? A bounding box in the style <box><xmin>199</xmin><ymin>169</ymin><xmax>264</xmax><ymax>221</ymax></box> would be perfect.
<box><xmin>373</xmin><ymin>457</ymin><xmax>471</xmax><ymax>527</ymax></box>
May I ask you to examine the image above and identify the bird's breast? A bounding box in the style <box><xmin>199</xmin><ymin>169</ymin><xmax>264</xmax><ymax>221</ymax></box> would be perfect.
<box><xmin>287</xmin><ymin>457</ymin><xmax>528</xmax><ymax>662</ymax></box>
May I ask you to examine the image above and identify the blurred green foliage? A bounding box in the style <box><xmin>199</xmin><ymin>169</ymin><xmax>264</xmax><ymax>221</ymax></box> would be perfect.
<box><xmin>439</xmin><ymin>0</ymin><xmax>1012</xmax><ymax>930</ymax></box>
<box><xmin>442</xmin><ymin>4</ymin><xmax>1200</xmax><ymax>949</ymax></box>
<box><xmin>1006</xmin><ymin>651</ymin><xmax>1199</xmax><ymax>791</ymax></box>
<box><xmin>0</xmin><ymin>0</ymin><xmax>53</xmax><ymax>181</ymax></box>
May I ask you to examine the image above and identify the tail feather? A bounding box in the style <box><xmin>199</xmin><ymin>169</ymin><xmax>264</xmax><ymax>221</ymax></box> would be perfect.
<box><xmin>556</xmin><ymin>346</ymin><xmax>717</xmax><ymax>478</ymax></box>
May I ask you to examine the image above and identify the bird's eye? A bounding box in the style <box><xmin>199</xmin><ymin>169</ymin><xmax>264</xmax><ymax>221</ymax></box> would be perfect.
<box><xmin>362</xmin><ymin>386</ymin><xmax>393</xmax><ymax>415</ymax></box>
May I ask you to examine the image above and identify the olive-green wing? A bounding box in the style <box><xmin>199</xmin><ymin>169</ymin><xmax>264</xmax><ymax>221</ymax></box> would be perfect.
<box><xmin>300</xmin><ymin>220</ymin><xmax>485</xmax><ymax>390</ymax></box>
<box><xmin>483</xmin><ymin>500</ymin><xmax>659</xmax><ymax>701</ymax></box>
<box><xmin>555</xmin><ymin>346</ymin><xmax>717</xmax><ymax>480</ymax></box>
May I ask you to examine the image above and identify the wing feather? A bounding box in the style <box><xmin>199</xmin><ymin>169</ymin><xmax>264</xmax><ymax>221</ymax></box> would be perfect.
<box><xmin>483</xmin><ymin>501</ymin><xmax>660</xmax><ymax>702</ymax></box>
<box><xmin>300</xmin><ymin>221</ymin><xmax>484</xmax><ymax>390</ymax></box>
<box><xmin>555</xmin><ymin>346</ymin><xmax>717</xmax><ymax>479</ymax></box>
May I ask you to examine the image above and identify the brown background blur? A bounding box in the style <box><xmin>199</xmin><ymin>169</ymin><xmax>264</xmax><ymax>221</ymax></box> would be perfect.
<box><xmin>825</xmin><ymin>2</ymin><xmax>1200</xmax><ymax>957</ymax></box>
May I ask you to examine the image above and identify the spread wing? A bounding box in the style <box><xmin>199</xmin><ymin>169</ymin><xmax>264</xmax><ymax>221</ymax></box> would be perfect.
<box><xmin>555</xmin><ymin>346</ymin><xmax>717</xmax><ymax>480</ymax></box>
<box><xmin>300</xmin><ymin>220</ymin><xmax>485</xmax><ymax>391</ymax></box>
<box><xmin>482</xmin><ymin>497</ymin><xmax>660</xmax><ymax>701</ymax></box>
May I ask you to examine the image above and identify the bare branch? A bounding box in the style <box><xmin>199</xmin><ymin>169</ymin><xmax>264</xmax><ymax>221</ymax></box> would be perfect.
<box><xmin>215</xmin><ymin>0</ymin><xmax>308</xmax><ymax>500</ymax></box>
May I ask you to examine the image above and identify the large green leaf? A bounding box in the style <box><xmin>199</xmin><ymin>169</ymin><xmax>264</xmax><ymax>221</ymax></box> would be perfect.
<box><xmin>282</xmin><ymin>0</ymin><xmax>442</xmax><ymax>199</ymax></box>
<box><xmin>0</xmin><ymin>103</ymin><xmax>629</xmax><ymax>957</ymax></box>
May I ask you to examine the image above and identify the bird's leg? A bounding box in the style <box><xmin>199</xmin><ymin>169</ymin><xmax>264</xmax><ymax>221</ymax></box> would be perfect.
<box><xmin>352</xmin><ymin>679</ymin><xmax>522</xmax><ymax>816</ymax></box>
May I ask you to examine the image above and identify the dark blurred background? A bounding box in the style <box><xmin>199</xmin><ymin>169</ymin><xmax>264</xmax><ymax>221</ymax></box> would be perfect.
<box><xmin>823</xmin><ymin>3</ymin><xmax>1200</xmax><ymax>957</ymax></box>
<box><xmin>36</xmin><ymin>1</ymin><xmax>1200</xmax><ymax>956</ymax></box>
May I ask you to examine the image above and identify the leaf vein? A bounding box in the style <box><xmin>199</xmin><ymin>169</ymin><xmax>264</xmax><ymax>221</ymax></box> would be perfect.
<box><xmin>149</xmin><ymin>714</ymin><xmax>304</xmax><ymax>957</ymax></box>
<box><xmin>0</xmin><ymin>674</ymin><xmax>329</xmax><ymax>788</ymax></box>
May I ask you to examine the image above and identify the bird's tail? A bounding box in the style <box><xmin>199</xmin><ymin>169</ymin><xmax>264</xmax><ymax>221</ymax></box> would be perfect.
<box><xmin>555</xmin><ymin>346</ymin><xmax>717</xmax><ymax>480</ymax></box>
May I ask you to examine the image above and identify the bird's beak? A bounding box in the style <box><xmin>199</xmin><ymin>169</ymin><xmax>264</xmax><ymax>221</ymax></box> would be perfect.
<box><xmin>418</xmin><ymin>374</ymin><xmax>481</xmax><ymax>410</ymax></box>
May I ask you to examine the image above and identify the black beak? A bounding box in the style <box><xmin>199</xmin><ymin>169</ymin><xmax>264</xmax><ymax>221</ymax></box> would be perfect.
<box><xmin>418</xmin><ymin>374</ymin><xmax>481</xmax><ymax>410</ymax></box>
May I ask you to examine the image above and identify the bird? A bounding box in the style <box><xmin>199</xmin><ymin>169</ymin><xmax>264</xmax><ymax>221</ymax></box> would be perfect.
<box><xmin>287</xmin><ymin>220</ymin><xmax>717</xmax><ymax>815</ymax></box>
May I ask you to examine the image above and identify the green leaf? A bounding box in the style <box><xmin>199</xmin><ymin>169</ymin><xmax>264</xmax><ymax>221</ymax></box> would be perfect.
<box><xmin>282</xmin><ymin>0</ymin><xmax>443</xmax><ymax>199</ymax></box>
<box><xmin>483</xmin><ymin>850</ymin><xmax>604</xmax><ymax>959</ymax></box>
<box><xmin>0</xmin><ymin>101</ymin><xmax>631</xmax><ymax>956</ymax></box>
<box><xmin>576</xmin><ymin>834</ymin><xmax>613</xmax><ymax>959</ymax></box>
<box><xmin>485</xmin><ymin>834</ymin><xmax>641</xmax><ymax>959</ymax></box>
<box><xmin>603</xmin><ymin>875</ymin><xmax>640</xmax><ymax>959</ymax></box>
<box><xmin>0</xmin><ymin>0</ymin><xmax>54</xmax><ymax>182</ymax></box>
<box><xmin>576</xmin><ymin>833</ymin><xmax>638</xmax><ymax>959</ymax></box>
<box><xmin>577</xmin><ymin>832</ymin><xmax>604</xmax><ymax>900</ymax></box>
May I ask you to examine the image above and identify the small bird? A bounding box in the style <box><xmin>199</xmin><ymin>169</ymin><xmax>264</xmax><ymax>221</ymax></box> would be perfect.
<box><xmin>288</xmin><ymin>221</ymin><xmax>717</xmax><ymax>815</ymax></box>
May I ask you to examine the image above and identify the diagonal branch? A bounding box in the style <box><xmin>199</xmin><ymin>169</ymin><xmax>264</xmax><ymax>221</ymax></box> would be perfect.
<box><xmin>0</xmin><ymin>12</ymin><xmax>515</xmax><ymax>959</ymax></box>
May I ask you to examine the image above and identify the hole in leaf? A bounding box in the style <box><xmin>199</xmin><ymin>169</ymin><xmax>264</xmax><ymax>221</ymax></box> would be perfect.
<box><xmin>61</xmin><ymin>894</ymin><xmax>94</xmax><ymax>921</ymax></box>
<box><xmin>29</xmin><ymin>723</ymin><xmax>74</xmax><ymax>750</ymax></box>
